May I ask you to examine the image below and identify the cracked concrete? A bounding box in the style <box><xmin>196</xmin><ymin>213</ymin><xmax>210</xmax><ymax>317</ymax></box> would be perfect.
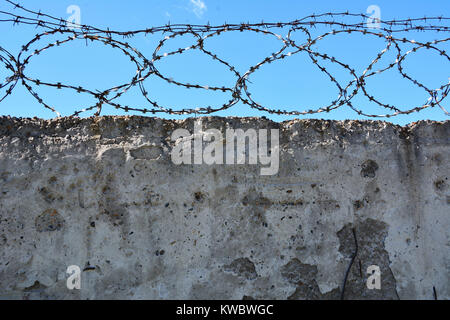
<box><xmin>0</xmin><ymin>116</ymin><xmax>448</xmax><ymax>300</ymax></box>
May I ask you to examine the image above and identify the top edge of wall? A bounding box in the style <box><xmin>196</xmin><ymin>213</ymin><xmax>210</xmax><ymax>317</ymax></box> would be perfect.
<box><xmin>0</xmin><ymin>115</ymin><xmax>449</xmax><ymax>127</ymax></box>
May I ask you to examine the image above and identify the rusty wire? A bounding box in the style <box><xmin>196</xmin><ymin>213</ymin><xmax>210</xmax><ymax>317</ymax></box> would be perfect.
<box><xmin>0</xmin><ymin>0</ymin><xmax>449</xmax><ymax>118</ymax></box>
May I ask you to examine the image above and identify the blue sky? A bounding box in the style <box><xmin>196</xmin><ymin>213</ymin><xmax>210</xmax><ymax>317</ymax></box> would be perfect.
<box><xmin>0</xmin><ymin>0</ymin><xmax>449</xmax><ymax>124</ymax></box>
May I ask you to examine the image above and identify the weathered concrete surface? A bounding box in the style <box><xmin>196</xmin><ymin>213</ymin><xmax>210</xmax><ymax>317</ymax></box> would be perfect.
<box><xmin>0</xmin><ymin>116</ymin><xmax>448</xmax><ymax>300</ymax></box>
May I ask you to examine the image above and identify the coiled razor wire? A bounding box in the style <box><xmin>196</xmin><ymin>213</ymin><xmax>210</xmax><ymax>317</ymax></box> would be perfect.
<box><xmin>0</xmin><ymin>0</ymin><xmax>449</xmax><ymax>118</ymax></box>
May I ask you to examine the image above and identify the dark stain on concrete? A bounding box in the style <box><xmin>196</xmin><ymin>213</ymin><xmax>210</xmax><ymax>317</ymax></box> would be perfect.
<box><xmin>35</xmin><ymin>209</ymin><xmax>64</xmax><ymax>232</ymax></box>
<box><xmin>281</xmin><ymin>258</ymin><xmax>317</xmax><ymax>284</ymax></box>
<box><xmin>130</xmin><ymin>146</ymin><xmax>162</xmax><ymax>160</ymax></box>
<box><xmin>360</xmin><ymin>160</ymin><xmax>379</xmax><ymax>178</ymax></box>
<box><xmin>224</xmin><ymin>258</ymin><xmax>258</xmax><ymax>280</ymax></box>
<box><xmin>98</xmin><ymin>174</ymin><xmax>129</xmax><ymax>228</ymax></box>
<box><xmin>38</xmin><ymin>186</ymin><xmax>63</xmax><ymax>203</ymax></box>
<box><xmin>143</xmin><ymin>189</ymin><xmax>162</xmax><ymax>206</ymax></box>
<box><xmin>241</xmin><ymin>190</ymin><xmax>271</xmax><ymax>226</ymax></box>
<box><xmin>24</xmin><ymin>280</ymin><xmax>47</xmax><ymax>292</ymax></box>
<box><xmin>194</xmin><ymin>191</ymin><xmax>206</xmax><ymax>202</ymax></box>
<box><xmin>337</xmin><ymin>218</ymin><xmax>399</xmax><ymax>300</ymax></box>
<box><xmin>39</xmin><ymin>187</ymin><xmax>56</xmax><ymax>203</ymax></box>
<box><xmin>100</xmin><ymin>148</ymin><xmax>126</xmax><ymax>165</ymax></box>
<box><xmin>353</xmin><ymin>200</ymin><xmax>364</xmax><ymax>210</ymax></box>
<box><xmin>280</xmin><ymin>258</ymin><xmax>339</xmax><ymax>300</ymax></box>
<box><xmin>241</xmin><ymin>194</ymin><xmax>271</xmax><ymax>208</ymax></box>
<box><xmin>317</xmin><ymin>200</ymin><xmax>340</xmax><ymax>212</ymax></box>
<box><xmin>434</xmin><ymin>179</ymin><xmax>447</xmax><ymax>192</ymax></box>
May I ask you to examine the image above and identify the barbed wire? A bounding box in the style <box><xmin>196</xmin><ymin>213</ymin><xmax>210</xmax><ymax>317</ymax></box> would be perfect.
<box><xmin>0</xmin><ymin>0</ymin><xmax>449</xmax><ymax>118</ymax></box>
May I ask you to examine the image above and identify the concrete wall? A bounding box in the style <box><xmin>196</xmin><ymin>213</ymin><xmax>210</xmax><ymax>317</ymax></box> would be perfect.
<box><xmin>0</xmin><ymin>116</ymin><xmax>448</xmax><ymax>300</ymax></box>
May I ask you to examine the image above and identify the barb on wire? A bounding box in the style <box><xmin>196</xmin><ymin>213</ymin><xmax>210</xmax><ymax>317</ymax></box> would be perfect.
<box><xmin>0</xmin><ymin>0</ymin><xmax>449</xmax><ymax>118</ymax></box>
